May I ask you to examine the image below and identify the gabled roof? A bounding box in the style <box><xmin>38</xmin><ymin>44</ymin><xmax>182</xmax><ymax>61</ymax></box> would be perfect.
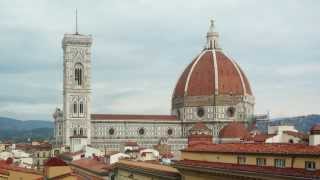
<box><xmin>283</xmin><ymin>131</ymin><xmax>308</xmax><ymax>140</ymax></box>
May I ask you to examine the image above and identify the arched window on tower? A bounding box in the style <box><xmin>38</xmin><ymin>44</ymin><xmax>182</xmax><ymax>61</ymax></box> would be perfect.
<box><xmin>79</xmin><ymin>102</ymin><xmax>84</xmax><ymax>114</ymax></box>
<box><xmin>73</xmin><ymin>102</ymin><xmax>77</xmax><ymax>114</ymax></box>
<box><xmin>74</xmin><ymin>63</ymin><xmax>83</xmax><ymax>86</ymax></box>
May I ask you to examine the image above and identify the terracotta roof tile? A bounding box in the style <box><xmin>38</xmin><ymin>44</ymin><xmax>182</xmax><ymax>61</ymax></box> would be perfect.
<box><xmin>175</xmin><ymin>160</ymin><xmax>320</xmax><ymax>179</ymax></box>
<box><xmin>183</xmin><ymin>143</ymin><xmax>320</xmax><ymax>156</ymax></box>
<box><xmin>283</xmin><ymin>131</ymin><xmax>308</xmax><ymax>140</ymax></box>
<box><xmin>310</xmin><ymin>123</ymin><xmax>320</xmax><ymax>134</ymax></box>
<box><xmin>116</xmin><ymin>160</ymin><xmax>179</xmax><ymax>176</ymax></box>
<box><xmin>187</xmin><ymin>51</ymin><xmax>215</xmax><ymax>96</ymax></box>
<box><xmin>252</xmin><ymin>134</ymin><xmax>276</xmax><ymax>142</ymax></box>
<box><xmin>173</xmin><ymin>49</ymin><xmax>253</xmax><ymax>98</ymax></box>
<box><xmin>71</xmin><ymin>158</ymin><xmax>112</xmax><ymax>173</ymax></box>
<box><xmin>45</xmin><ymin>157</ymin><xmax>67</xmax><ymax>166</ymax></box>
<box><xmin>219</xmin><ymin>122</ymin><xmax>250</xmax><ymax>139</ymax></box>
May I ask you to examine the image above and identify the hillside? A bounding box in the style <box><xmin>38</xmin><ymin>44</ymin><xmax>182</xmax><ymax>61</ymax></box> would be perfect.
<box><xmin>256</xmin><ymin>114</ymin><xmax>320</xmax><ymax>133</ymax></box>
<box><xmin>0</xmin><ymin>117</ymin><xmax>53</xmax><ymax>142</ymax></box>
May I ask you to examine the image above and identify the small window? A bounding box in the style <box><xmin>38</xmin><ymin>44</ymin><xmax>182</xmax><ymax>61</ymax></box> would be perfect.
<box><xmin>289</xmin><ymin>139</ymin><xmax>294</xmax><ymax>143</ymax></box>
<box><xmin>109</xmin><ymin>128</ymin><xmax>115</xmax><ymax>135</ymax></box>
<box><xmin>305</xmin><ymin>161</ymin><xmax>316</xmax><ymax>171</ymax></box>
<box><xmin>80</xmin><ymin>128</ymin><xmax>83</xmax><ymax>136</ymax></box>
<box><xmin>237</xmin><ymin>156</ymin><xmax>246</xmax><ymax>165</ymax></box>
<box><xmin>256</xmin><ymin>158</ymin><xmax>266</xmax><ymax>166</ymax></box>
<box><xmin>226</xmin><ymin>107</ymin><xmax>236</xmax><ymax>117</ymax></box>
<box><xmin>138</xmin><ymin>128</ymin><xmax>145</xmax><ymax>135</ymax></box>
<box><xmin>73</xmin><ymin>129</ymin><xmax>77</xmax><ymax>136</ymax></box>
<box><xmin>167</xmin><ymin>128</ymin><xmax>173</xmax><ymax>136</ymax></box>
<box><xmin>274</xmin><ymin>159</ymin><xmax>286</xmax><ymax>168</ymax></box>
<box><xmin>197</xmin><ymin>107</ymin><xmax>205</xmax><ymax>118</ymax></box>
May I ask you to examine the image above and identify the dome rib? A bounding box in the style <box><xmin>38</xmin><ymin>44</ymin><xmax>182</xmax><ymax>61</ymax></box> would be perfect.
<box><xmin>212</xmin><ymin>50</ymin><xmax>219</xmax><ymax>95</ymax></box>
<box><xmin>226</xmin><ymin>54</ymin><xmax>247</xmax><ymax>95</ymax></box>
<box><xmin>184</xmin><ymin>50</ymin><xmax>208</xmax><ymax>96</ymax></box>
<box><xmin>172</xmin><ymin>49</ymin><xmax>253</xmax><ymax>98</ymax></box>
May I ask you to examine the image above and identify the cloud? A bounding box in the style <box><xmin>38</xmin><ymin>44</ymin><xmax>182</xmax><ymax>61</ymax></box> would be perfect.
<box><xmin>0</xmin><ymin>0</ymin><xmax>319</xmax><ymax>120</ymax></box>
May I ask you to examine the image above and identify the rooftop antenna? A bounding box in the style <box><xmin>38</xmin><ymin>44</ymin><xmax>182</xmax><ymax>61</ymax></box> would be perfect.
<box><xmin>75</xmin><ymin>8</ymin><xmax>79</xmax><ymax>35</ymax></box>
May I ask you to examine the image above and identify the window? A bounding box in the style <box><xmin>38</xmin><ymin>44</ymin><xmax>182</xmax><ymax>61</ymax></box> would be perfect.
<box><xmin>274</xmin><ymin>159</ymin><xmax>286</xmax><ymax>168</ymax></box>
<box><xmin>73</xmin><ymin>129</ymin><xmax>77</xmax><ymax>136</ymax></box>
<box><xmin>167</xmin><ymin>128</ymin><xmax>173</xmax><ymax>136</ymax></box>
<box><xmin>73</xmin><ymin>102</ymin><xmax>77</xmax><ymax>113</ymax></box>
<box><xmin>197</xmin><ymin>107</ymin><xmax>205</xmax><ymax>118</ymax></box>
<box><xmin>109</xmin><ymin>128</ymin><xmax>115</xmax><ymax>135</ymax></box>
<box><xmin>289</xmin><ymin>139</ymin><xmax>294</xmax><ymax>143</ymax></box>
<box><xmin>138</xmin><ymin>128</ymin><xmax>145</xmax><ymax>135</ymax></box>
<box><xmin>177</xmin><ymin>110</ymin><xmax>181</xmax><ymax>120</ymax></box>
<box><xmin>79</xmin><ymin>102</ymin><xmax>84</xmax><ymax>113</ymax></box>
<box><xmin>256</xmin><ymin>158</ymin><xmax>266</xmax><ymax>166</ymax></box>
<box><xmin>305</xmin><ymin>161</ymin><xmax>316</xmax><ymax>170</ymax></box>
<box><xmin>80</xmin><ymin>128</ymin><xmax>83</xmax><ymax>136</ymax></box>
<box><xmin>237</xmin><ymin>156</ymin><xmax>246</xmax><ymax>165</ymax></box>
<box><xmin>226</xmin><ymin>107</ymin><xmax>236</xmax><ymax>117</ymax></box>
<box><xmin>74</xmin><ymin>64</ymin><xmax>83</xmax><ymax>86</ymax></box>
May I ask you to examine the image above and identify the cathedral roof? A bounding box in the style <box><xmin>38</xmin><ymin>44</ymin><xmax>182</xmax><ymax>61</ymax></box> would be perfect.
<box><xmin>310</xmin><ymin>124</ymin><xmax>320</xmax><ymax>135</ymax></box>
<box><xmin>91</xmin><ymin>114</ymin><xmax>177</xmax><ymax>121</ymax></box>
<box><xmin>173</xmin><ymin>21</ymin><xmax>252</xmax><ymax>98</ymax></box>
<box><xmin>218</xmin><ymin>122</ymin><xmax>250</xmax><ymax>139</ymax></box>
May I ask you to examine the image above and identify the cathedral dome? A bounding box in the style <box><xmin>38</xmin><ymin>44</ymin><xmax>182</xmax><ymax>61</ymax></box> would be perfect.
<box><xmin>173</xmin><ymin>21</ymin><xmax>252</xmax><ymax>98</ymax></box>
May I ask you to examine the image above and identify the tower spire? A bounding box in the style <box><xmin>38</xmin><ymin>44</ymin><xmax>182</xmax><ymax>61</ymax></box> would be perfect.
<box><xmin>206</xmin><ymin>19</ymin><xmax>220</xmax><ymax>50</ymax></box>
<box><xmin>75</xmin><ymin>9</ymin><xmax>79</xmax><ymax>35</ymax></box>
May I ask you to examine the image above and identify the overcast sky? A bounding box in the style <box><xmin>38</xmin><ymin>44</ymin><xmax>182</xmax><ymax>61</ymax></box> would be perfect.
<box><xmin>0</xmin><ymin>0</ymin><xmax>319</xmax><ymax>120</ymax></box>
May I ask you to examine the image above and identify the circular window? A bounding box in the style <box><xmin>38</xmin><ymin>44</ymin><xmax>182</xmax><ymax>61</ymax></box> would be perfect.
<box><xmin>226</xmin><ymin>107</ymin><xmax>236</xmax><ymax>117</ymax></box>
<box><xmin>138</xmin><ymin>128</ymin><xmax>145</xmax><ymax>135</ymax></box>
<box><xmin>109</xmin><ymin>128</ymin><xmax>115</xmax><ymax>135</ymax></box>
<box><xmin>167</xmin><ymin>128</ymin><xmax>173</xmax><ymax>135</ymax></box>
<box><xmin>197</xmin><ymin>107</ymin><xmax>205</xmax><ymax>118</ymax></box>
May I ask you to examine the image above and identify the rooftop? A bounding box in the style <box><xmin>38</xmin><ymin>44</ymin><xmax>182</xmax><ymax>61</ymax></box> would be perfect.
<box><xmin>183</xmin><ymin>143</ymin><xmax>320</xmax><ymax>156</ymax></box>
<box><xmin>174</xmin><ymin>160</ymin><xmax>320</xmax><ymax>179</ymax></box>
<box><xmin>71</xmin><ymin>158</ymin><xmax>112</xmax><ymax>174</ymax></box>
<box><xmin>116</xmin><ymin>159</ymin><xmax>179</xmax><ymax>177</ymax></box>
<box><xmin>91</xmin><ymin>114</ymin><xmax>177</xmax><ymax>121</ymax></box>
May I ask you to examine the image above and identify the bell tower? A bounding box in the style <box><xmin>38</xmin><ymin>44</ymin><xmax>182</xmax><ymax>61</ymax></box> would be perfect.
<box><xmin>61</xmin><ymin>27</ymin><xmax>92</xmax><ymax>151</ymax></box>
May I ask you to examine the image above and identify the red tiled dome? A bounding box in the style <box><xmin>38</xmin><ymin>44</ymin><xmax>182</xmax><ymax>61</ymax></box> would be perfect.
<box><xmin>219</xmin><ymin>122</ymin><xmax>250</xmax><ymax>139</ymax></box>
<box><xmin>173</xmin><ymin>50</ymin><xmax>252</xmax><ymax>98</ymax></box>
<box><xmin>310</xmin><ymin>124</ymin><xmax>320</xmax><ymax>135</ymax></box>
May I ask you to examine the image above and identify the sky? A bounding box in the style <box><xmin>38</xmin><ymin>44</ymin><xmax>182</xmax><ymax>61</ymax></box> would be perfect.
<box><xmin>0</xmin><ymin>0</ymin><xmax>319</xmax><ymax>120</ymax></box>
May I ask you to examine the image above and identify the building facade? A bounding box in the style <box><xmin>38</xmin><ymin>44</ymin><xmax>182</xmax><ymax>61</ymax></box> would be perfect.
<box><xmin>53</xmin><ymin>20</ymin><xmax>255</xmax><ymax>152</ymax></box>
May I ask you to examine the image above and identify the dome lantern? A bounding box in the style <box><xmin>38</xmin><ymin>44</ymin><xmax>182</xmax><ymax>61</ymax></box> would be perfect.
<box><xmin>206</xmin><ymin>19</ymin><xmax>220</xmax><ymax>50</ymax></box>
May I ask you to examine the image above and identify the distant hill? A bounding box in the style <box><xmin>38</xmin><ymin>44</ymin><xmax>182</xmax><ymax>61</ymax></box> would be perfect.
<box><xmin>0</xmin><ymin>117</ymin><xmax>53</xmax><ymax>142</ymax></box>
<box><xmin>256</xmin><ymin>114</ymin><xmax>320</xmax><ymax>133</ymax></box>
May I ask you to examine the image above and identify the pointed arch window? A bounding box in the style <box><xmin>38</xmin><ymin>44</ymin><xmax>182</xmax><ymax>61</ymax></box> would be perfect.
<box><xmin>73</xmin><ymin>102</ymin><xmax>77</xmax><ymax>114</ymax></box>
<box><xmin>73</xmin><ymin>129</ymin><xmax>77</xmax><ymax>136</ymax></box>
<box><xmin>74</xmin><ymin>63</ymin><xmax>83</xmax><ymax>86</ymax></box>
<box><xmin>80</xmin><ymin>128</ymin><xmax>84</xmax><ymax>136</ymax></box>
<box><xmin>79</xmin><ymin>102</ymin><xmax>84</xmax><ymax>114</ymax></box>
